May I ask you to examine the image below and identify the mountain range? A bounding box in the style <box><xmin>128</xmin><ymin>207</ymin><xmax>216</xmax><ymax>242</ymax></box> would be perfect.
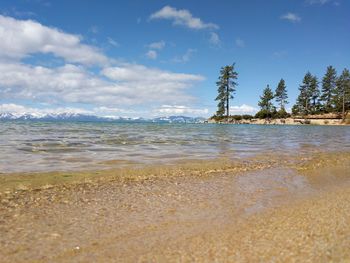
<box><xmin>0</xmin><ymin>112</ymin><xmax>206</xmax><ymax>123</ymax></box>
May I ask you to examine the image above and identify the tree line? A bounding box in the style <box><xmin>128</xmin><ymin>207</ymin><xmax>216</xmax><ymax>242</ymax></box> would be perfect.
<box><xmin>214</xmin><ymin>64</ymin><xmax>350</xmax><ymax>121</ymax></box>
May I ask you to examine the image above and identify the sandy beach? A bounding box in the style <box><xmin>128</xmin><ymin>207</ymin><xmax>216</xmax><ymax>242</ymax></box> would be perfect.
<box><xmin>1</xmin><ymin>152</ymin><xmax>349</xmax><ymax>262</ymax></box>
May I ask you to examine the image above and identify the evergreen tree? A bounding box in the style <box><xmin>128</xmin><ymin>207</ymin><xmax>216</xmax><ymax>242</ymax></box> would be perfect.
<box><xmin>296</xmin><ymin>72</ymin><xmax>313</xmax><ymax>115</ymax></box>
<box><xmin>320</xmin><ymin>65</ymin><xmax>337</xmax><ymax>113</ymax></box>
<box><xmin>215</xmin><ymin>64</ymin><xmax>238</xmax><ymax>119</ymax></box>
<box><xmin>275</xmin><ymin>79</ymin><xmax>288</xmax><ymax>110</ymax></box>
<box><xmin>256</xmin><ymin>85</ymin><xmax>275</xmax><ymax>118</ymax></box>
<box><xmin>309</xmin><ymin>75</ymin><xmax>320</xmax><ymax>114</ymax></box>
<box><xmin>334</xmin><ymin>68</ymin><xmax>350</xmax><ymax>119</ymax></box>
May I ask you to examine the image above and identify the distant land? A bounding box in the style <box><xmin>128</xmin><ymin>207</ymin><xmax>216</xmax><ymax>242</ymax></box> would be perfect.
<box><xmin>0</xmin><ymin>112</ymin><xmax>206</xmax><ymax>124</ymax></box>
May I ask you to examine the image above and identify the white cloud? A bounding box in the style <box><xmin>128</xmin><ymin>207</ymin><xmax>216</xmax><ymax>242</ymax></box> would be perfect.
<box><xmin>229</xmin><ymin>104</ymin><xmax>258</xmax><ymax>115</ymax></box>
<box><xmin>148</xmin><ymin>40</ymin><xmax>165</xmax><ymax>50</ymax></box>
<box><xmin>0</xmin><ymin>62</ymin><xmax>204</xmax><ymax>106</ymax></box>
<box><xmin>150</xmin><ymin>6</ymin><xmax>219</xmax><ymax>30</ymax></box>
<box><xmin>0</xmin><ymin>15</ymin><xmax>205</xmax><ymax>111</ymax></box>
<box><xmin>107</xmin><ymin>37</ymin><xmax>119</xmax><ymax>47</ymax></box>
<box><xmin>172</xmin><ymin>49</ymin><xmax>196</xmax><ymax>63</ymax></box>
<box><xmin>145</xmin><ymin>50</ymin><xmax>157</xmax><ymax>59</ymax></box>
<box><xmin>0</xmin><ymin>15</ymin><xmax>109</xmax><ymax>65</ymax></box>
<box><xmin>154</xmin><ymin>105</ymin><xmax>209</xmax><ymax>116</ymax></box>
<box><xmin>235</xmin><ymin>38</ymin><xmax>245</xmax><ymax>48</ymax></box>
<box><xmin>102</xmin><ymin>64</ymin><xmax>203</xmax><ymax>83</ymax></box>
<box><xmin>280</xmin><ymin>13</ymin><xmax>301</xmax><ymax>23</ymax></box>
<box><xmin>209</xmin><ymin>32</ymin><xmax>220</xmax><ymax>46</ymax></box>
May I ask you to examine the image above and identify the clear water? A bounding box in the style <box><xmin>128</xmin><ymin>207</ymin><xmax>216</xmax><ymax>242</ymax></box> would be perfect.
<box><xmin>0</xmin><ymin>121</ymin><xmax>349</xmax><ymax>173</ymax></box>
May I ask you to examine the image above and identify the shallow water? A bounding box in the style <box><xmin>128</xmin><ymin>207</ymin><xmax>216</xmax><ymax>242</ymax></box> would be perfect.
<box><xmin>1</xmin><ymin>158</ymin><xmax>350</xmax><ymax>262</ymax></box>
<box><xmin>0</xmin><ymin>121</ymin><xmax>349</xmax><ymax>173</ymax></box>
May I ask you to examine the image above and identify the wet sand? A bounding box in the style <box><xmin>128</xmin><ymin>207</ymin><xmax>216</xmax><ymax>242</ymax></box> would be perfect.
<box><xmin>0</xmin><ymin>152</ymin><xmax>350</xmax><ymax>262</ymax></box>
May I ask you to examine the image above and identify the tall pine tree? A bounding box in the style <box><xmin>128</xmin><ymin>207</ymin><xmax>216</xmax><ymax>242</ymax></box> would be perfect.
<box><xmin>309</xmin><ymin>75</ymin><xmax>320</xmax><ymax>114</ymax></box>
<box><xmin>334</xmin><ymin>68</ymin><xmax>350</xmax><ymax>119</ymax></box>
<box><xmin>256</xmin><ymin>85</ymin><xmax>275</xmax><ymax>118</ymax></box>
<box><xmin>275</xmin><ymin>79</ymin><xmax>288</xmax><ymax>111</ymax></box>
<box><xmin>215</xmin><ymin>64</ymin><xmax>238</xmax><ymax>119</ymax></box>
<box><xmin>295</xmin><ymin>72</ymin><xmax>313</xmax><ymax>115</ymax></box>
<box><xmin>320</xmin><ymin>66</ymin><xmax>337</xmax><ymax>113</ymax></box>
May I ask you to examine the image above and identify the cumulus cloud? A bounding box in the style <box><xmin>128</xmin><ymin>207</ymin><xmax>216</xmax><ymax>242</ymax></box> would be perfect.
<box><xmin>0</xmin><ymin>15</ymin><xmax>109</xmax><ymax>65</ymax></box>
<box><xmin>0</xmin><ymin>61</ymin><xmax>204</xmax><ymax>106</ymax></box>
<box><xmin>229</xmin><ymin>104</ymin><xmax>258</xmax><ymax>115</ymax></box>
<box><xmin>150</xmin><ymin>6</ymin><xmax>219</xmax><ymax>30</ymax></box>
<box><xmin>0</xmin><ymin>15</ymin><xmax>205</xmax><ymax>109</ymax></box>
<box><xmin>154</xmin><ymin>105</ymin><xmax>209</xmax><ymax>116</ymax></box>
<box><xmin>280</xmin><ymin>13</ymin><xmax>301</xmax><ymax>23</ymax></box>
<box><xmin>148</xmin><ymin>40</ymin><xmax>165</xmax><ymax>50</ymax></box>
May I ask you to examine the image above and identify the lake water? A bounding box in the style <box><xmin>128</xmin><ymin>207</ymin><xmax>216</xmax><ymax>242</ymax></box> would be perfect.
<box><xmin>0</xmin><ymin>121</ymin><xmax>350</xmax><ymax>173</ymax></box>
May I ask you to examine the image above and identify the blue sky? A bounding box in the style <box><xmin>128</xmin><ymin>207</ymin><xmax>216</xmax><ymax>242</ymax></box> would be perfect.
<box><xmin>0</xmin><ymin>0</ymin><xmax>349</xmax><ymax>117</ymax></box>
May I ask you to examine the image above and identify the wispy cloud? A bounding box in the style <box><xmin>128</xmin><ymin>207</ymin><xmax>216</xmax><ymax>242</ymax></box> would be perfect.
<box><xmin>209</xmin><ymin>32</ymin><xmax>221</xmax><ymax>46</ymax></box>
<box><xmin>0</xmin><ymin>7</ymin><xmax>36</xmax><ymax>18</ymax></box>
<box><xmin>235</xmin><ymin>37</ymin><xmax>245</xmax><ymax>48</ymax></box>
<box><xmin>305</xmin><ymin>0</ymin><xmax>334</xmax><ymax>5</ymax></box>
<box><xmin>150</xmin><ymin>5</ymin><xmax>219</xmax><ymax>30</ymax></box>
<box><xmin>107</xmin><ymin>37</ymin><xmax>119</xmax><ymax>47</ymax></box>
<box><xmin>280</xmin><ymin>13</ymin><xmax>301</xmax><ymax>23</ymax></box>
<box><xmin>148</xmin><ymin>40</ymin><xmax>165</xmax><ymax>50</ymax></box>
<box><xmin>172</xmin><ymin>49</ymin><xmax>196</xmax><ymax>63</ymax></box>
<box><xmin>145</xmin><ymin>50</ymin><xmax>157</xmax><ymax>59</ymax></box>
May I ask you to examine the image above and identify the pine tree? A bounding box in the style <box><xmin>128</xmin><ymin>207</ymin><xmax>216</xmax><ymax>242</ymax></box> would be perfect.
<box><xmin>215</xmin><ymin>64</ymin><xmax>238</xmax><ymax>119</ymax></box>
<box><xmin>256</xmin><ymin>85</ymin><xmax>275</xmax><ymax>118</ymax></box>
<box><xmin>309</xmin><ymin>75</ymin><xmax>320</xmax><ymax>114</ymax></box>
<box><xmin>296</xmin><ymin>72</ymin><xmax>313</xmax><ymax>115</ymax></box>
<box><xmin>320</xmin><ymin>66</ymin><xmax>337</xmax><ymax>113</ymax></box>
<box><xmin>275</xmin><ymin>79</ymin><xmax>288</xmax><ymax>110</ymax></box>
<box><xmin>335</xmin><ymin>68</ymin><xmax>350</xmax><ymax>119</ymax></box>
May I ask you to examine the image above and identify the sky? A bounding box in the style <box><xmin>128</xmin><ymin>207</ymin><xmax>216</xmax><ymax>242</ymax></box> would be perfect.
<box><xmin>0</xmin><ymin>0</ymin><xmax>349</xmax><ymax>118</ymax></box>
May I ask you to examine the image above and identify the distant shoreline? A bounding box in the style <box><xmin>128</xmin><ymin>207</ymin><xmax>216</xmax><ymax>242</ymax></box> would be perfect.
<box><xmin>208</xmin><ymin>118</ymin><xmax>349</xmax><ymax>126</ymax></box>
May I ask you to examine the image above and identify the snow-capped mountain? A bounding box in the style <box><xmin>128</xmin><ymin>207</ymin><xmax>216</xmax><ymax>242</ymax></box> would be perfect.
<box><xmin>0</xmin><ymin>112</ymin><xmax>206</xmax><ymax>123</ymax></box>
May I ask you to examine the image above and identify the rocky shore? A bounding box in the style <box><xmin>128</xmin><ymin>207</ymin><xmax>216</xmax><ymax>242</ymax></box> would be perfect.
<box><xmin>209</xmin><ymin>118</ymin><xmax>346</xmax><ymax>125</ymax></box>
<box><xmin>208</xmin><ymin>113</ymin><xmax>350</xmax><ymax>125</ymax></box>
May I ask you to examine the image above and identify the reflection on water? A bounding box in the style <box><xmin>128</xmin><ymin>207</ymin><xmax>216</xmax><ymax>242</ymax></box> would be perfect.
<box><xmin>0</xmin><ymin>121</ymin><xmax>349</xmax><ymax>173</ymax></box>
